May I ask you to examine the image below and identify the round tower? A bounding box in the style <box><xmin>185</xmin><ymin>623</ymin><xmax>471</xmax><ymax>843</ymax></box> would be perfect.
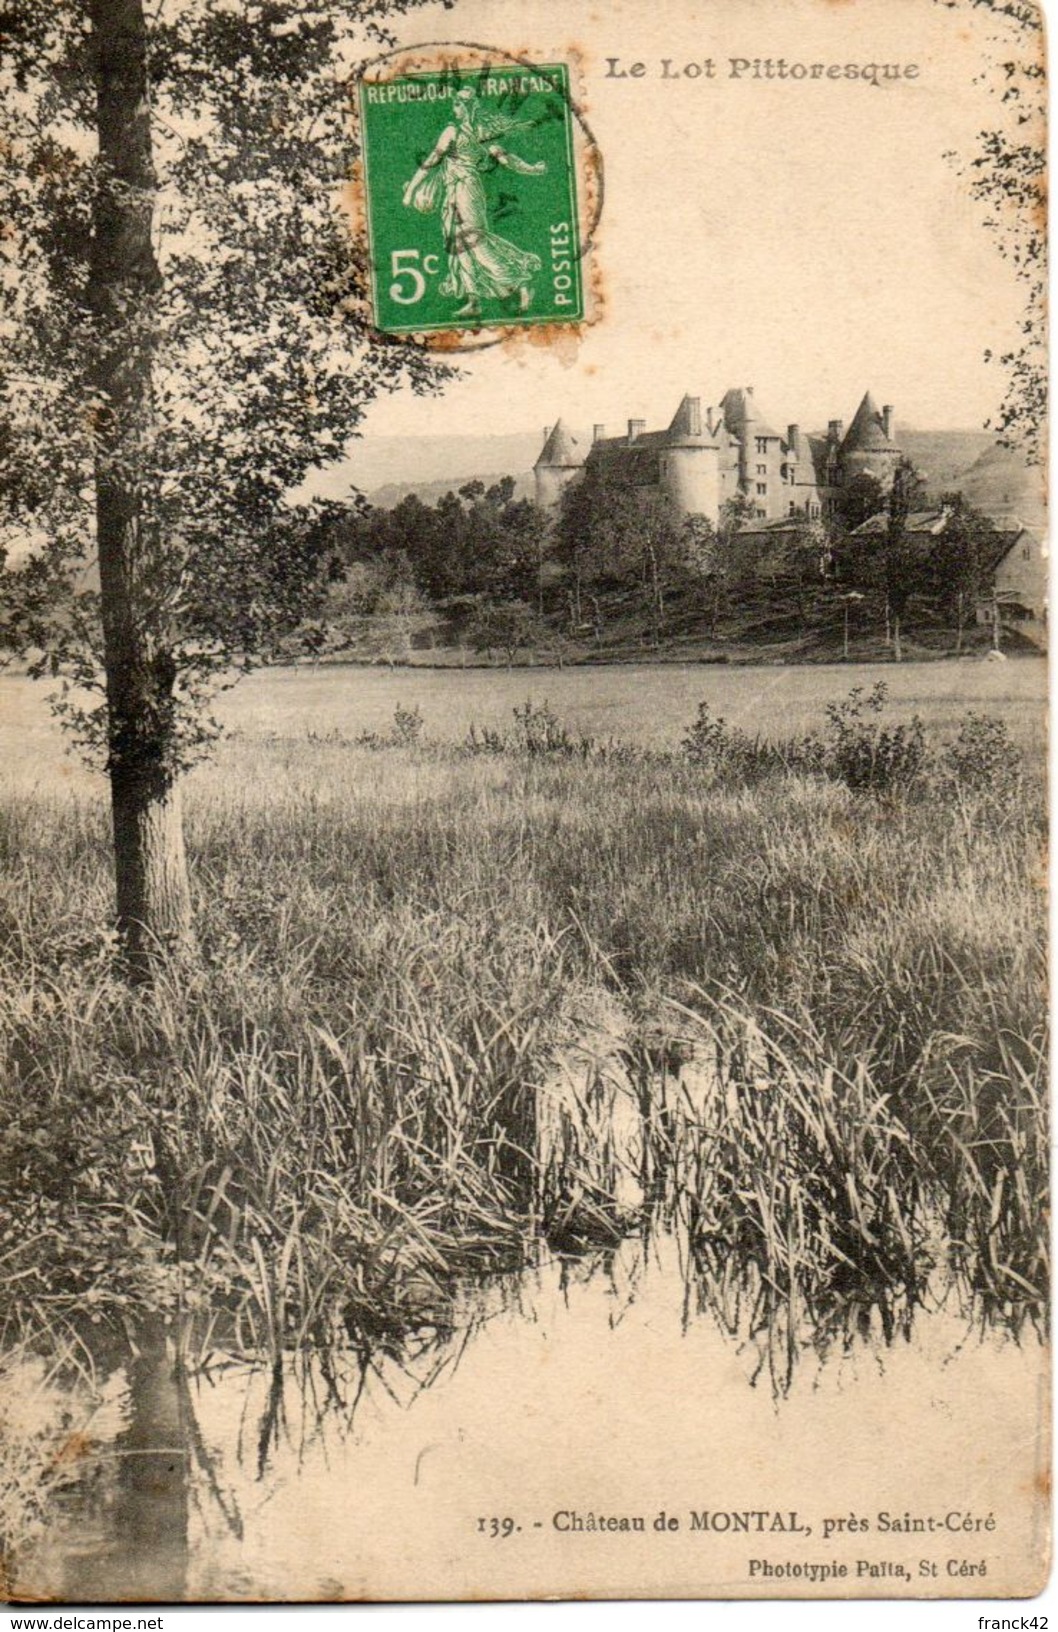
<box><xmin>661</xmin><ymin>395</ymin><xmax>720</xmax><ymax>519</ymax></box>
<box><xmin>841</xmin><ymin>391</ymin><xmax>900</xmax><ymax>488</ymax></box>
<box><xmin>534</xmin><ymin>419</ymin><xmax>585</xmax><ymax>510</ymax></box>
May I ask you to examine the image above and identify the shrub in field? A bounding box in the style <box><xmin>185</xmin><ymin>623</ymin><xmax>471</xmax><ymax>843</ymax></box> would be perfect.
<box><xmin>941</xmin><ymin>711</ymin><xmax>1024</xmax><ymax>794</ymax></box>
<box><xmin>391</xmin><ymin>703</ymin><xmax>425</xmax><ymax>746</ymax></box>
<box><xmin>509</xmin><ymin>699</ymin><xmax>580</xmax><ymax>755</ymax></box>
<box><xmin>680</xmin><ymin>702</ymin><xmax>736</xmax><ymax>768</ymax></box>
<box><xmin>820</xmin><ymin>682</ymin><xmax>928</xmax><ymax>792</ymax></box>
<box><xmin>679</xmin><ymin>703</ymin><xmax>796</xmax><ymax>782</ymax></box>
<box><xmin>355</xmin><ymin>702</ymin><xmax>425</xmax><ymax>750</ymax></box>
<box><xmin>465</xmin><ymin>699</ymin><xmax>606</xmax><ymax>759</ymax></box>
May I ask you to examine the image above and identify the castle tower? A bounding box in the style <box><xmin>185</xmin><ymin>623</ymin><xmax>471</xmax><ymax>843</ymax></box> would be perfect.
<box><xmin>534</xmin><ymin>419</ymin><xmax>585</xmax><ymax>510</ymax></box>
<box><xmin>660</xmin><ymin>394</ymin><xmax>720</xmax><ymax>518</ymax></box>
<box><xmin>840</xmin><ymin>391</ymin><xmax>900</xmax><ymax>487</ymax></box>
<box><xmin>719</xmin><ymin>386</ymin><xmax>786</xmax><ymax>518</ymax></box>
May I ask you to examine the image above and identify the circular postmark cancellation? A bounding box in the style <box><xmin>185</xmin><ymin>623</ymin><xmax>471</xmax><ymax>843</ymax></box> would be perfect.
<box><xmin>350</xmin><ymin>43</ymin><xmax>602</xmax><ymax>351</ymax></box>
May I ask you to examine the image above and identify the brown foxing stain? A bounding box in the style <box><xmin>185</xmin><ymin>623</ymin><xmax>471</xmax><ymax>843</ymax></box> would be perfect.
<box><xmin>420</xmin><ymin>328</ymin><xmax>468</xmax><ymax>354</ymax></box>
<box><xmin>50</xmin><ymin>1429</ymin><xmax>93</xmax><ymax>1469</ymax></box>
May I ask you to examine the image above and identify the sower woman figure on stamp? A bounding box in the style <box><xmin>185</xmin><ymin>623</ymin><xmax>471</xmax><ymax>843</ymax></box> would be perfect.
<box><xmin>402</xmin><ymin>86</ymin><xmax>546</xmax><ymax>318</ymax></box>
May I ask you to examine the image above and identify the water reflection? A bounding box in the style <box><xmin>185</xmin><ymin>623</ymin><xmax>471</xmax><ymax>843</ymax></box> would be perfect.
<box><xmin>14</xmin><ymin>1235</ymin><xmax>1045</xmax><ymax>1602</ymax></box>
<box><xmin>38</xmin><ymin>1325</ymin><xmax>188</xmax><ymax>1603</ymax></box>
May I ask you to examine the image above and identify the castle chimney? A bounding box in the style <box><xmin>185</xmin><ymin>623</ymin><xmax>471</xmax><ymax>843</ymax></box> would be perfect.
<box><xmin>828</xmin><ymin>419</ymin><xmax>843</xmax><ymax>441</ymax></box>
<box><xmin>686</xmin><ymin>396</ymin><xmax>702</xmax><ymax>436</ymax></box>
<box><xmin>628</xmin><ymin>418</ymin><xmax>645</xmax><ymax>442</ymax></box>
<box><xmin>787</xmin><ymin>423</ymin><xmax>800</xmax><ymax>451</ymax></box>
<box><xmin>883</xmin><ymin>404</ymin><xmax>894</xmax><ymax>441</ymax></box>
<box><xmin>593</xmin><ymin>423</ymin><xmax>606</xmax><ymax>443</ymax></box>
<box><xmin>542</xmin><ymin>426</ymin><xmax>550</xmax><ymax>445</ymax></box>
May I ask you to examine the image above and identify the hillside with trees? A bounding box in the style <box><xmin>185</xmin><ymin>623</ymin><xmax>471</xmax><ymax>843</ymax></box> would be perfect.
<box><xmin>287</xmin><ymin>458</ymin><xmax>1031</xmax><ymax>668</ymax></box>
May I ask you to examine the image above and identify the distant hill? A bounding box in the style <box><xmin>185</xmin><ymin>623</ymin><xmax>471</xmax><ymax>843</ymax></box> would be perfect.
<box><xmin>950</xmin><ymin>442</ymin><xmax>1046</xmax><ymax>529</ymax></box>
<box><xmin>352</xmin><ymin>426</ymin><xmax>1042</xmax><ymax>527</ymax></box>
<box><xmin>898</xmin><ymin>430</ymin><xmax>996</xmax><ymax>494</ymax></box>
<box><xmin>328</xmin><ymin>431</ymin><xmax>541</xmax><ymax>503</ymax></box>
<box><xmin>368</xmin><ymin>471</ymin><xmax>535</xmax><ymax>508</ymax></box>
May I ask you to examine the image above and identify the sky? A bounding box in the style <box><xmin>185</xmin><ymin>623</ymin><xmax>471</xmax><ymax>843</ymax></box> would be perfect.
<box><xmin>322</xmin><ymin>0</ymin><xmax>1037</xmax><ymax>491</ymax></box>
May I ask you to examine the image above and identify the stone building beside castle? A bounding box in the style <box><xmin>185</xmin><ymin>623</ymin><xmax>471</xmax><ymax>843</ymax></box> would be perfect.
<box><xmin>534</xmin><ymin>387</ymin><xmax>901</xmax><ymax>525</ymax></box>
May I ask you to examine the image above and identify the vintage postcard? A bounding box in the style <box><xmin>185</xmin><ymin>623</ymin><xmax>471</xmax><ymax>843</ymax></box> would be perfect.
<box><xmin>0</xmin><ymin>0</ymin><xmax>1048</xmax><ymax>1607</ymax></box>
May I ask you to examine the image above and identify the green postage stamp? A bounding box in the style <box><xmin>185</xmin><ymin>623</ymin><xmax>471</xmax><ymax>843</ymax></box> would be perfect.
<box><xmin>357</xmin><ymin>62</ymin><xmax>584</xmax><ymax>335</ymax></box>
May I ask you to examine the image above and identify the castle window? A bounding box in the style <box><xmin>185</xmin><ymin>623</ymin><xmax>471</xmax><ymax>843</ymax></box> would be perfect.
<box><xmin>789</xmin><ymin>501</ymin><xmax>797</xmax><ymax>516</ymax></box>
<box><xmin>755</xmin><ymin>437</ymin><xmax>768</xmax><ymax>454</ymax></box>
<box><xmin>756</xmin><ymin>482</ymin><xmax>767</xmax><ymax>495</ymax></box>
<box><xmin>757</xmin><ymin>463</ymin><xmax>766</xmax><ymax>475</ymax></box>
<box><xmin>1023</xmin><ymin>544</ymin><xmax>1032</xmax><ymax>560</ymax></box>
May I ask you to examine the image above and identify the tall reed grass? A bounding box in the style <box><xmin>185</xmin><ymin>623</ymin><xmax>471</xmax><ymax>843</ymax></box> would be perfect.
<box><xmin>0</xmin><ymin>694</ymin><xmax>1046</xmax><ymax>1415</ymax></box>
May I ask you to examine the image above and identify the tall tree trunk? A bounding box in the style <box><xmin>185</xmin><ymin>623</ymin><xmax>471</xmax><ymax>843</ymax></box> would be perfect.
<box><xmin>89</xmin><ymin>0</ymin><xmax>193</xmax><ymax>975</ymax></box>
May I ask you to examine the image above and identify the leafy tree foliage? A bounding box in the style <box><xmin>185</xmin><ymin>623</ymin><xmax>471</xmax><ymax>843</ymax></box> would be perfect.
<box><xmin>939</xmin><ymin>0</ymin><xmax>1046</xmax><ymax>462</ymax></box>
<box><xmin>553</xmin><ymin>473</ymin><xmax>689</xmax><ymax>643</ymax></box>
<box><xmin>552</xmin><ymin>470</ymin><xmax>613</xmax><ymax>625</ymax></box>
<box><xmin>466</xmin><ymin>599</ymin><xmax>548</xmax><ymax>667</ymax></box>
<box><xmin>925</xmin><ymin>493</ymin><xmax>1004</xmax><ymax>649</ymax></box>
<box><xmin>829</xmin><ymin>471</ymin><xmax>885</xmax><ymax>538</ymax></box>
<box><xmin>883</xmin><ymin>458</ymin><xmax>928</xmax><ymax>658</ymax></box>
<box><xmin>345</xmin><ymin>479</ymin><xmax>546</xmax><ymax>604</ymax></box>
<box><xmin>0</xmin><ymin>0</ymin><xmax>450</xmax><ymax>965</ymax></box>
<box><xmin>681</xmin><ymin>515</ymin><xmax>730</xmax><ymax>637</ymax></box>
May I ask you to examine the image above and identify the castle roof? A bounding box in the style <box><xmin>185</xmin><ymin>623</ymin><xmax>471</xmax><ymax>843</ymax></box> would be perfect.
<box><xmin>588</xmin><ymin>394</ymin><xmax>723</xmax><ymax>463</ymax></box>
<box><xmin>666</xmin><ymin>394</ymin><xmax>710</xmax><ymax>442</ymax></box>
<box><xmin>535</xmin><ymin>418</ymin><xmax>584</xmax><ymax>469</ymax></box>
<box><xmin>720</xmin><ymin>386</ymin><xmax>782</xmax><ymax>440</ymax></box>
<box><xmin>589</xmin><ymin>429</ymin><xmax>670</xmax><ymax>458</ymax></box>
<box><xmin>851</xmin><ymin>508</ymin><xmax>953</xmax><ymax>538</ymax></box>
<box><xmin>842</xmin><ymin>391</ymin><xmax>895</xmax><ymax>454</ymax></box>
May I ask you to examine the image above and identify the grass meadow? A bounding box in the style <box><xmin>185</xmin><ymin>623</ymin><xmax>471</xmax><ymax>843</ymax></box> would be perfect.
<box><xmin>0</xmin><ymin>657</ymin><xmax>1048</xmax><ymax>1553</ymax></box>
<box><xmin>221</xmin><ymin>654</ymin><xmax>1048</xmax><ymax>753</ymax></box>
<box><xmin>2</xmin><ymin>657</ymin><xmax>1042</xmax><ymax>792</ymax></box>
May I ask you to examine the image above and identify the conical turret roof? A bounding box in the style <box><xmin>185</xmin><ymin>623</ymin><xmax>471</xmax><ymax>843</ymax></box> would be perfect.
<box><xmin>842</xmin><ymin>391</ymin><xmax>895</xmax><ymax>453</ymax></box>
<box><xmin>720</xmin><ymin>386</ymin><xmax>781</xmax><ymax>439</ymax></box>
<box><xmin>535</xmin><ymin>418</ymin><xmax>584</xmax><ymax>468</ymax></box>
<box><xmin>667</xmin><ymin>394</ymin><xmax>709</xmax><ymax>440</ymax></box>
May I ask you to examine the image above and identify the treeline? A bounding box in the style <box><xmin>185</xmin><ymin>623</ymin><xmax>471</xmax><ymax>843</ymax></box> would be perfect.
<box><xmin>292</xmin><ymin>460</ymin><xmax>1011</xmax><ymax>662</ymax></box>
